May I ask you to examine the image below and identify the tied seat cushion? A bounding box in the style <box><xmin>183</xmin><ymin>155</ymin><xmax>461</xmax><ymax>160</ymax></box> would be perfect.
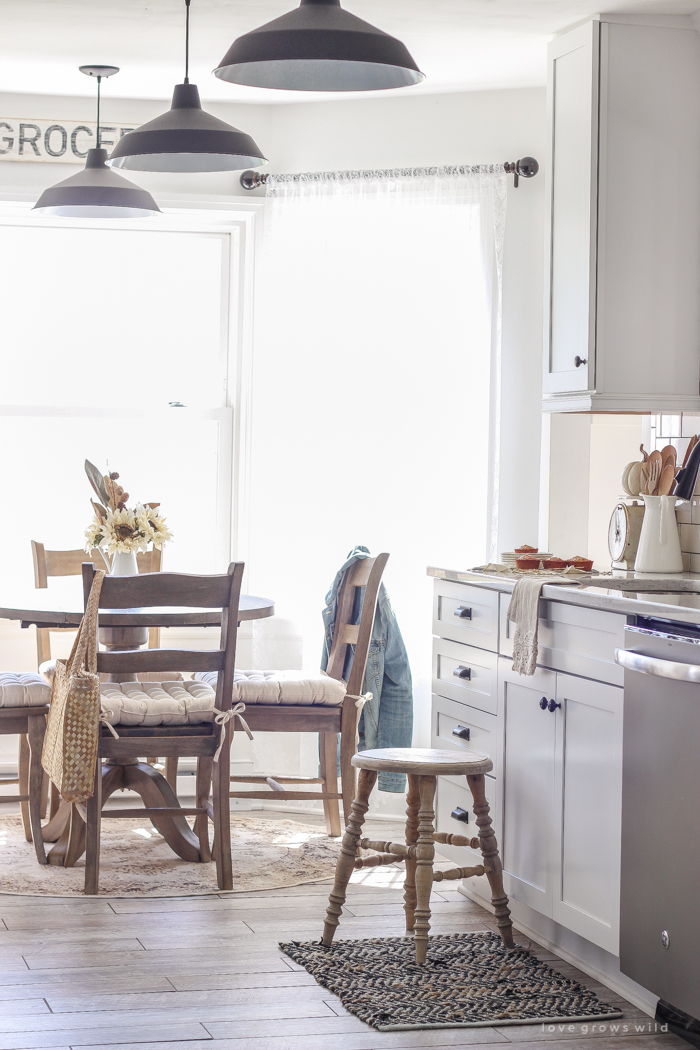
<box><xmin>0</xmin><ymin>673</ymin><xmax>50</xmax><ymax>708</ymax></box>
<box><xmin>195</xmin><ymin>670</ymin><xmax>347</xmax><ymax>707</ymax></box>
<box><xmin>100</xmin><ymin>680</ymin><xmax>218</xmax><ymax>728</ymax></box>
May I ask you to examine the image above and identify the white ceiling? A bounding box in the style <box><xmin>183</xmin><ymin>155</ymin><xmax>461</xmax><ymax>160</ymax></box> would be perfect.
<box><xmin>0</xmin><ymin>0</ymin><xmax>699</xmax><ymax>104</ymax></box>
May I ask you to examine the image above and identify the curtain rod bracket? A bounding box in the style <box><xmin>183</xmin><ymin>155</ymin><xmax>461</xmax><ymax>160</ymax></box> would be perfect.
<box><xmin>504</xmin><ymin>157</ymin><xmax>539</xmax><ymax>188</ymax></box>
<box><xmin>240</xmin><ymin>158</ymin><xmax>539</xmax><ymax>191</ymax></box>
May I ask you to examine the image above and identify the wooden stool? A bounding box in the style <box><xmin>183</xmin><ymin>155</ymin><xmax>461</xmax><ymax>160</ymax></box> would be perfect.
<box><xmin>322</xmin><ymin>748</ymin><xmax>514</xmax><ymax>964</ymax></box>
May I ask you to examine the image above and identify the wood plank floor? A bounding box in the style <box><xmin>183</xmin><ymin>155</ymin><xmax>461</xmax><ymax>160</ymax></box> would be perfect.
<box><xmin>0</xmin><ymin>811</ymin><xmax>687</xmax><ymax>1050</ymax></box>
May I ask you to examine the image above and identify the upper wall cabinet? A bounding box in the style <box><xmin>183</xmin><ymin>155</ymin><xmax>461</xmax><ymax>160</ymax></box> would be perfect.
<box><xmin>543</xmin><ymin>17</ymin><xmax>700</xmax><ymax>413</ymax></box>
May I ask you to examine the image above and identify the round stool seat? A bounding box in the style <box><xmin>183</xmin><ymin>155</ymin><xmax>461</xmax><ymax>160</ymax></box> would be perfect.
<box><xmin>351</xmin><ymin>747</ymin><xmax>493</xmax><ymax>777</ymax></box>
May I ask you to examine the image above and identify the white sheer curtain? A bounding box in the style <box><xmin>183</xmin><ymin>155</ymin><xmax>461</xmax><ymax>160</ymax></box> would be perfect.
<box><xmin>246</xmin><ymin>166</ymin><xmax>506</xmax><ymax>757</ymax></box>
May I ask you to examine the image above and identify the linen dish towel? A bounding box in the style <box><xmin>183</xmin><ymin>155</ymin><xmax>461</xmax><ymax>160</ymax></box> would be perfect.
<box><xmin>507</xmin><ymin>576</ymin><xmax>578</xmax><ymax>675</ymax></box>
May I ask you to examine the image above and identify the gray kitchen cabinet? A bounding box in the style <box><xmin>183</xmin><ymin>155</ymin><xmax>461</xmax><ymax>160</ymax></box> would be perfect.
<box><xmin>431</xmin><ymin>576</ymin><xmax>624</xmax><ymax>954</ymax></box>
<box><xmin>552</xmin><ymin>671</ymin><xmax>622</xmax><ymax>954</ymax></box>
<box><xmin>498</xmin><ymin>662</ymin><xmax>557</xmax><ymax>916</ymax></box>
<box><xmin>543</xmin><ymin>16</ymin><xmax>700</xmax><ymax>413</ymax></box>
<box><xmin>498</xmin><ymin>659</ymin><xmax>623</xmax><ymax>953</ymax></box>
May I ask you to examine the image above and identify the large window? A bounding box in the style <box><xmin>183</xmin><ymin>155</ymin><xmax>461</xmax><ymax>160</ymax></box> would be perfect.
<box><xmin>0</xmin><ymin>212</ymin><xmax>244</xmax><ymax>591</ymax></box>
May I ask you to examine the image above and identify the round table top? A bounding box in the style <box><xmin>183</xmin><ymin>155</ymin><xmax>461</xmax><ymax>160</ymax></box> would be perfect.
<box><xmin>0</xmin><ymin>579</ymin><xmax>275</xmax><ymax>629</ymax></box>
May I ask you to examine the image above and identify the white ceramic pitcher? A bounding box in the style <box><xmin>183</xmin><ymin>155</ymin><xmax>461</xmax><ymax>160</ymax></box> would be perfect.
<box><xmin>634</xmin><ymin>495</ymin><xmax>684</xmax><ymax>573</ymax></box>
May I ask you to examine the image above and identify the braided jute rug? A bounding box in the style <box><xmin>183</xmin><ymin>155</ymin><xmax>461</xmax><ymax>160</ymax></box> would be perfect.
<box><xmin>281</xmin><ymin>931</ymin><xmax>624</xmax><ymax>1032</ymax></box>
<box><xmin>0</xmin><ymin>814</ymin><xmax>342</xmax><ymax>897</ymax></box>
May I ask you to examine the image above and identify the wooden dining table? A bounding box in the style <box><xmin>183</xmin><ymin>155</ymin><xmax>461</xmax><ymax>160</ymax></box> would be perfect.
<box><xmin>0</xmin><ymin>580</ymin><xmax>275</xmax><ymax>867</ymax></box>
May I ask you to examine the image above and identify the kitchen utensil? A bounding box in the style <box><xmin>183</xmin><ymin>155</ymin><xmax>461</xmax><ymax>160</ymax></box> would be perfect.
<box><xmin>656</xmin><ymin>463</ymin><xmax>676</xmax><ymax>496</ymax></box>
<box><xmin>640</xmin><ymin>463</ymin><xmax>649</xmax><ymax>494</ymax></box>
<box><xmin>675</xmin><ymin>438</ymin><xmax>700</xmax><ymax>500</ymax></box>
<box><xmin>681</xmin><ymin>433</ymin><xmax>698</xmax><ymax>469</ymax></box>
<box><xmin>634</xmin><ymin>495</ymin><xmax>684</xmax><ymax>572</ymax></box>
<box><xmin>660</xmin><ymin>444</ymin><xmax>676</xmax><ymax>466</ymax></box>
<box><xmin>645</xmin><ymin>455</ymin><xmax>661</xmax><ymax>495</ymax></box>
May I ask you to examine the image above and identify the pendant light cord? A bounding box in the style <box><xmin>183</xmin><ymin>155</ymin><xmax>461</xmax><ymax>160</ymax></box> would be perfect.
<box><xmin>96</xmin><ymin>75</ymin><xmax>102</xmax><ymax>149</ymax></box>
<box><xmin>184</xmin><ymin>0</ymin><xmax>191</xmax><ymax>83</ymax></box>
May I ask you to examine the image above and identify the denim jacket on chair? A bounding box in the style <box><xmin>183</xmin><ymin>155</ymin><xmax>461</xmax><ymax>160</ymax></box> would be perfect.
<box><xmin>321</xmin><ymin>546</ymin><xmax>413</xmax><ymax>792</ymax></box>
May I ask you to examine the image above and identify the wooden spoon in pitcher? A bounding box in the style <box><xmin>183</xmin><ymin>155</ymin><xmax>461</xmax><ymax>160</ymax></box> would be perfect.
<box><xmin>647</xmin><ymin>450</ymin><xmax>663</xmax><ymax>494</ymax></box>
<box><xmin>660</xmin><ymin>444</ymin><xmax>677</xmax><ymax>470</ymax></box>
<box><xmin>657</xmin><ymin>463</ymin><xmax>676</xmax><ymax>496</ymax></box>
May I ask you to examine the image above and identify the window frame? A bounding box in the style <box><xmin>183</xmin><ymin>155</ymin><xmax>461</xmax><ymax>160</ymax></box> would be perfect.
<box><xmin>0</xmin><ymin>195</ymin><xmax>263</xmax><ymax>573</ymax></box>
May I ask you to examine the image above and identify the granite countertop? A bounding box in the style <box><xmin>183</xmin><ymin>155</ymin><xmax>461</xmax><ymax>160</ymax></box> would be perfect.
<box><xmin>427</xmin><ymin>565</ymin><xmax>700</xmax><ymax>625</ymax></box>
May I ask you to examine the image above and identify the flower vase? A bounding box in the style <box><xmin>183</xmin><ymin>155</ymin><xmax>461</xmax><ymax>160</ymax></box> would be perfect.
<box><xmin>110</xmin><ymin>551</ymin><xmax>139</xmax><ymax>576</ymax></box>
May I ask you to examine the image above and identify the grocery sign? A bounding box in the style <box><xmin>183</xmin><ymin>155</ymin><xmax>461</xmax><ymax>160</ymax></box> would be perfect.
<box><xmin>0</xmin><ymin>119</ymin><xmax>140</xmax><ymax>163</ymax></box>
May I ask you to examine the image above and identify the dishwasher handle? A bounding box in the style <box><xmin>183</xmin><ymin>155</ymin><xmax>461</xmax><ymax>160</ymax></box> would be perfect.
<box><xmin>615</xmin><ymin>647</ymin><xmax>700</xmax><ymax>683</ymax></box>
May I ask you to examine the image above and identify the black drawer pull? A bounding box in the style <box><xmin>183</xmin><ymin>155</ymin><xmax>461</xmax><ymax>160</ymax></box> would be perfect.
<box><xmin>539</xmin><ymin>696</ymin><xmax>548</xmax><ymax>710</ymax></box>
<box><xmin>452</xmin><ymin>725</ymin><xmax>471</xmax><ymax>741</ymax></box>
<box><xmin>454</xmin><ymin>606</ymin><xmax>472</xmax><ymax>619</ymax></box>
<box><xmin>453</xmin><ymin>666</ymin><xmax>471</xmax><ymax>680</ymax></box>
<box><xmin>451</xmin><ymin>806</ymin><xmax>470</xmax><ymax>823</ymax></box>
<box><xmin>548</xmin><ymin>699</ymin><xmax>561</xmax><ymax>713</ymax></box>
<box><xmin>574</xmin><ymin>356</ymin><xmax>587</xmax><ymax>368</ymax></box>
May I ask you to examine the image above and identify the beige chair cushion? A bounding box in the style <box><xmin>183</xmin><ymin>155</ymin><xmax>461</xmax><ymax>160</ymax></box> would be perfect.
<box><xmin>195</xmin><ymin>670</ymin><xmax>347</xmax><ymax>707</ymax></box>
<box><xmin>0</xmin><ymin>673</ymin><xmax>50</xmax><ymax>708</ymax></box>
<box><xmin>100</xmin><ymin>680</ymin><xmax>217</xmax><ymax>728</ymax></box>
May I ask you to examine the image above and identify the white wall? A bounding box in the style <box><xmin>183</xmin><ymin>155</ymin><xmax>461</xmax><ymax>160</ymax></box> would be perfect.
<box><xmin>542</xmin><ymin>413</ymin><xmax>644</xmax><ymax>569</ymax></box>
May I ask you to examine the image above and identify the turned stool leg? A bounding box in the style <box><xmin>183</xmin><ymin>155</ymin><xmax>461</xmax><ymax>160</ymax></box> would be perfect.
<box><xmin>322</xmin><ymin>768</ymin><xmax>377</xmax><ymax>947</ymax></box>
<box><xmin>403</xmin><ymin>773</ymin><xmax>421</xmax><ymax>933</ymax></box>
<box><xmin>414</xmin><ymin>775</ymin><xmax>437</xmax><ymax>965</ymax></box>
<box><xmin>467</xmin><ymin>772</ymin><xmax>514</xmax><ymax>949</ymax></box>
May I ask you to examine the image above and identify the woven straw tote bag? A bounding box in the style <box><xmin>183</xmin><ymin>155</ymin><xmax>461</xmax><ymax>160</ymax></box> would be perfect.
<box><xmin>42</xmin><ymin>569</ymin><xmax>106</xmax><ymax>803</ymax></box>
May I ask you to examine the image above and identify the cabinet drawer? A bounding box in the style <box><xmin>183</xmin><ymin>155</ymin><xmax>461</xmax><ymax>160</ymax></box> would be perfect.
<box><xmin>432</xmin><ymin>638</ymin><xmax>498</xmax><ymax>715</ymax></box>
<box><xmin>431</xmin><ymin>694</ymin><xmax>496</xmax><ymax>768</ymax></box>
<box><xmin>436</xmin><ymin>774</ymin><xmax>497</xmax><ymax>900</ymax></box>
<box><xmin>499</xmin><ymin>594</ymin><xmax>625</xmax><ymax>685</ymax></box>
<box><xmin>433</xmin><ymin>580</ymin><xmax>499</xmax><ymax>652</ymax></box>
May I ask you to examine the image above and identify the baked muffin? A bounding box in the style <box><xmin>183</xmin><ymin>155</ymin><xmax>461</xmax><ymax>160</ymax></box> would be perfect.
<box><xmin>543</xmin><ymin>557</ymin><xmax>567</xmax><ymax>570</ymax></box>
<box><xmin>515</xmin><ymin>556</ymin><xmax>542</xmax><ymax>570</ymax></box>
<box><xmin>566</xmin><ymin>556</ymin><xmax>593</xmax><ymax>572</ymax></box>
<box><xmin>514</xmin><ymin>544</ymin><xmax>538</xmax><ymax>554</ymax></box>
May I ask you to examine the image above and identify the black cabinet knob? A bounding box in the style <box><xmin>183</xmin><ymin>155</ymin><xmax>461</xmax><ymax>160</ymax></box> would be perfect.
<box><xmin>453</xmin><ymin>666</ymin><xmax>471</xmax><ymax>680</ymax></box>
<box><xmin>451</xmin><ymin>806</ymin><xmax>470</xmax><ymax>823</ymax></box>
<box><xmin>548</xmin><ymin>699</ymin><xmax>562</xmax><ymax>713</ymax></box>
<box><xmin>452</xmin><ymin>725</ymin><xmax>471</xmax><ymax>741</ymax></box>
<box><xmin>454</xmin><ymin>606</ymin><xmax>472</xmax><ymax>620</ymax></box>
<box><xmin>574</xmin><ymin>356</ymin><xmax>588</xmax><ymax>368</ymax></box>
<box><xmin>539</xmin><ymin>696</ymin><xmax>548</xmax><ymax>710</ymax></box>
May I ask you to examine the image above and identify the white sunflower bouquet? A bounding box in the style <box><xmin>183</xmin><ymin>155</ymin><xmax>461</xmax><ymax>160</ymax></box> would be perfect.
<box><xmin>84</xmin><ymin>460</ymin><xmax>173</xmax><ymax>556</ymax></box>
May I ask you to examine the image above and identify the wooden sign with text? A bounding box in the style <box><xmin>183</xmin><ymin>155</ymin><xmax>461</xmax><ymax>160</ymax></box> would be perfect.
<box><xmin>0</xmin><ymin>119</ymin><xmax>141</xmax><ymax>163</ymax></box>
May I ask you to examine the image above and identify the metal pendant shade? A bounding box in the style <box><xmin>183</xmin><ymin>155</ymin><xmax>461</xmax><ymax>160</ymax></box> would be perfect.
<box><xmin>107</xmin><ymin>83</ymin><xmax>267</xmax><ymax>172</ymax></box>
<box><xmin>33</xmin><ymin>148</ymin><xmax>161</xmax><ymax>217</ymax></box>
<box><xmin>213</xmin><ymin>0</ymin><xmax>424</xmax><ymax>92</ymax></box>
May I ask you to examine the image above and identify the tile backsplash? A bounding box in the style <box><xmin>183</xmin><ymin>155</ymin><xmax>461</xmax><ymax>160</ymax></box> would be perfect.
<box><xmin>654</xmin><ymin>414</ymin><xmax>700</xmax><ymax>571</ymax></box>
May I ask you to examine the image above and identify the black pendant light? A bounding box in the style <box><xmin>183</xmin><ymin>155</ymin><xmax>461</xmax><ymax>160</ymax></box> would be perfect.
<box><xmin>34</xmin><ymin>66</ymin><xmax>160</xmax><ymax>218</ymax></box>
<box><xmin>108</xmin><ymin>0</ymin><xmax>267</xmax><ymax>172</ymax></box>
<box><xmin>213</xmin><ymin>0</ymin><xmax>424</xmax><ymax>92</ymax></box>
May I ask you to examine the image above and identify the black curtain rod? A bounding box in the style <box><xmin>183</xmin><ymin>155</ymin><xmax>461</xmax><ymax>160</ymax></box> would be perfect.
<box><xmin>240</xmin><ymin>157</ymin><xmax>538</xmax><ymax>191</ymax></box>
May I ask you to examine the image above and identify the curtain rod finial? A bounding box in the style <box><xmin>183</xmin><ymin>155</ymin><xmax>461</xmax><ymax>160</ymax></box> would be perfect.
<box><xmin>240</xmin><ymin>170</ymin><xmax>269</xmax><ymax>190</ymax></box>
<box><xmin>504</xmin><ymin>157</ymin><xmax>539</xmax><ymax>187</ymax></box>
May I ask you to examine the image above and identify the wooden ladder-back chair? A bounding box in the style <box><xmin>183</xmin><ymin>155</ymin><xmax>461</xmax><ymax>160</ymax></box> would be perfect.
<box><xmin>81</xmin><ymin>561</ymin><xmax>244</xmax><ymax>894</ymax></box>
<box><xmin>31</xmin><ymin>542</ymin><xmax>163</xmax><ymax>664</ymax></box>
<box><xmin>227</xmin><ymin>553</ymin><xmax>389</xmax><ymax>834</ymax></box>
<box><xmin>31</xmin><ymin>542</ymin><xmax>164</xmax><ymax>820</ymax></box>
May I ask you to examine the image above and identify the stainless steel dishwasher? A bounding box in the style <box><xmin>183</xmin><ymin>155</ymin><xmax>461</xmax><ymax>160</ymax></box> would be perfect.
<box><xmin>616</xmin><ymin>619</ymin><xmax>700</xmax><ymax>1028</ymax></box>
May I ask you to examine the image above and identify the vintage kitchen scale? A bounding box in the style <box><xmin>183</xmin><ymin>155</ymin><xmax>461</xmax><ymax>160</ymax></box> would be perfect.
<box><xmin>608</xmin><ymin>500</ymin><xmax>645</xmax><ymax>569</ymax></box>
<box><xmin>608</xmin><ymin>444</ymin><xmax>649</xmax><ymax>569</ymax></box>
